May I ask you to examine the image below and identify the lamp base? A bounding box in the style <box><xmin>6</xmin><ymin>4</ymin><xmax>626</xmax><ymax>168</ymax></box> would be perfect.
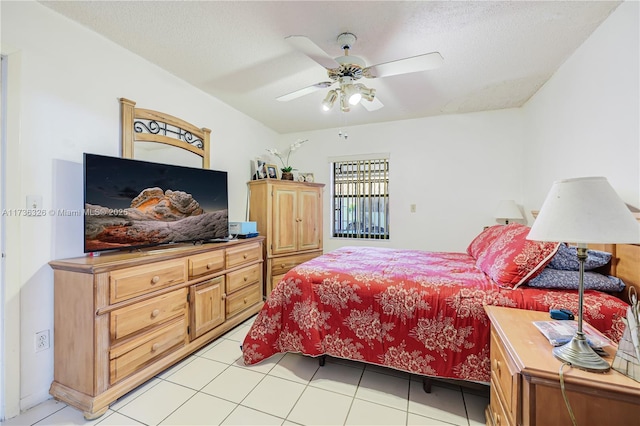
<box><xmin>552</xmin><ymin>333</ymin><xmax>610</xmax><ymax>373</ymax></box>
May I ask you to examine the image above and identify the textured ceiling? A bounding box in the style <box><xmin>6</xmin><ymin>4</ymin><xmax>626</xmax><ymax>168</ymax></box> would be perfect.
<box><xmin>41</xmin><ymin>1</ymin><xmax>621</xmax><ymax>134</ymax></box>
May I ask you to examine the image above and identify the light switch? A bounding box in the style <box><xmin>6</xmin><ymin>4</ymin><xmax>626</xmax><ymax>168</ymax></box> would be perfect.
<box><xmin>26</xmin><ymin>195</ymin><xmax>42</xmax><ymax>209</ymax></box>
<box><xmin>410</xmin><ymin>204</ymin><xmax>417</xmax><ymax>213</ymax></box>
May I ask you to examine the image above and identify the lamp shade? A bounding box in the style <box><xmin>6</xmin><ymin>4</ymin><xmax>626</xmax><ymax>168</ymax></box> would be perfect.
<box><xmin>528</xmin><ymin>177</ymin><xmax>639</xmax><ymax>244</ymax></box>
<box><xmin>494</xmin><ymin>200</ymin><xmax>523</xmax><ymax>221</ymax></box>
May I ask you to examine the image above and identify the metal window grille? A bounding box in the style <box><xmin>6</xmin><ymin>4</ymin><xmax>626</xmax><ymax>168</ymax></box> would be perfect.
<box><xmin>332</xmin><ymin>158</ymin><xmax>389</xmax><ymax>239</ymax></box>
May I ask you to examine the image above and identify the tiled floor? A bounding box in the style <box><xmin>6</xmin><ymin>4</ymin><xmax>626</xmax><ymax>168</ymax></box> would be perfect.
<box><xmin>1</xmin><ymin>316</ymin><xmax>489</xmax><ymax>426</ymax></box>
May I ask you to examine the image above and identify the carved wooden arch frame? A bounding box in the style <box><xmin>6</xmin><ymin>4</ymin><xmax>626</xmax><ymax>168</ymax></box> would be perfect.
<box><xmin>119</xmin><ymin>98</ymin><xmax>211</xmax><ymax>169</ymax></box>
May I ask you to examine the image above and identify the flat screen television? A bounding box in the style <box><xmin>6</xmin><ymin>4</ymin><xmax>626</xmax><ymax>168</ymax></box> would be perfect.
<box><xmin>83</xmin><ymin>153</ymin><xmax>229</xmax><ymax>253</ymax></box>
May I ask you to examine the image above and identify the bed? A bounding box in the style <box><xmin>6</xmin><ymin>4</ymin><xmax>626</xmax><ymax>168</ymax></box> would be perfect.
<box><xmin>241</xmin><ymin>223</ymin><xmax>640</xmax><ymax>384</ymax></box>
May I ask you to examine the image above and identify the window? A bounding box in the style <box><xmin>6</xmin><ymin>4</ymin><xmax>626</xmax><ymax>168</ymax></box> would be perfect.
<box><xmin>332</xmin><ymin>157</ymin><xmax>389</xmax><ymax>239</ymax></box>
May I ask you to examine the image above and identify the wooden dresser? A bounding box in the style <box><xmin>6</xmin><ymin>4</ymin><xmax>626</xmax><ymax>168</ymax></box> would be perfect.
<box><xmin>248</xmin><ymin>179</ymin><xmax>324</xmax><ymax>296</ymax></box>
<box><xmin>48</xmin><ymin>238</ymin><xmax>264</xmax><ymax>419</ymax></box>
<box><xmin>484</xmin><ymin>305</ymin><xmax>640</xmax><ymax>426</ymax></box>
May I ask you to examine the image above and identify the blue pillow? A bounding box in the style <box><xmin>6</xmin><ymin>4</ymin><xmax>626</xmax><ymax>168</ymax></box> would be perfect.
<box><xmin>547</xmin><ymin>243</ymin><xmax>611</xmax><ymax>271</ymax></box>
<box><xmin>526</xmin><ymin>268</ymin><xmax>625</xmax><ymax>292</ymax></box>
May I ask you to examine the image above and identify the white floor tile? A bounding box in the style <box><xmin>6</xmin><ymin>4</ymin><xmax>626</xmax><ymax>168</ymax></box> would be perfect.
<box><xmin>286</xmin><ymin>386</ymin><xmax>352</xmax><ymax>425</ymax></box>
<box><xmin>225</xmin><ymin>323</ymin><xmax>251</xmax><ymax>342</ymax></box>
<box><xmin>355</xmin><ymin>369</ymin><xmax>410</xmax><ymax>411</ymax></box>
<box><xmin>309</xmin><ymin>361</ymin><xmax>363</xmax><ymax>397</ymax></box>
<box><xmin>240</xmin><ymin>375</ymin><xmax>306</xmax><ymax>418</ymax></box>
<box><xmin>407</xmin><ymin>412</ymin><xmax>460</xmax><ymax>425</ymax></box>
<box><xmin>463</xmin><ymin>392</ymin><xmax>490</xmax><ymax>426</ymax></box>
<box><xmin>6</xmin><ymin>353</ymin><xmax>475</xmax><ymax>426</ymax></box>
<box><xmin>201</xmin><ymin>365</ymin><xmax>266</xmax><ymax>403</ymax></box>
<box><xmin>109</xmin><ymin>378</ymin><xmax>161</xmax><ymax>411</ymax></box>
<box><xmin>364</xmin><ymin>362</ymin><xmax>412</xmax><ymax>380</ymax></box>
<box><xmin>269</xmin><ymin>352</ymin><xmax>320</xmax><ymax>384</ymax></box>
<box><xmin>1</xmin><ymin>399</ymin><xmax>66</xmax><ymax>426</ymax></box>
<box><xmin>408</xmin><ymin>381</ymin><xmax>467</xmax><ymax>425</ymax></box>
<box><xmin>96</xmin><ymin>411</ymin><xmax>143</xmax><ymax>425</ymax></box>
<box><xmin>192</xmin><ymin>338</ymin><xmax>222</xmax><ymax>357</ymax></box>
<box><xmin>155</xmin><ymin>354</ymin><xmax>196</xmax><ymax>379</ymax></box>
<box><xmin>221</xmin><ymin>405</ymin><xmax>284</xmax><ymax>426</ymax></box>
<box><xmin>163</xmin><ymin>356</ymin><xmax>228</xmax><ymax>390</ymax></box>
<box><xmin>200</xmin><ymin>338</ymin><xmax>243</xmax><ymax>364</ymax></box>
<box><xmin>235</xmin><ymin>351</ymin><xmax>284</xmax><ymax>374</ymax></box>
<box><xmin>345</xmin><ymin>398</ymin><xmax>407</xmax><ymax>426</ymax></box>
<box><xmin>32</xmin><ymin>405</ymin><xmax>106</xmax><ymax>425</ymax></box>
<box><xmin>117</xmin><ymin>380</ymin><xmax>196</xmax><ymax>425</ymax></box>
<box><xmin>159</xmin><ymin>392</ymin><xmax>237</xmax><ymax>425</ymax></box>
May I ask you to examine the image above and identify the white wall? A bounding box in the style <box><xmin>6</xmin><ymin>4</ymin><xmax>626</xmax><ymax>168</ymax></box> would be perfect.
<box><xmin>279</xmin><ymin>108</ymin><xmax>526</xmax><ymax>253</ymax></box>
<box><xmin>522</xmin><ymin>1</ymin><xmax>639</xmax><ymax>212</ymax></box>
<box><xmin>1</xmin><ymin>0</ymin><xmax>638</xmax><ymax>419</ymax></box>
<box><xmin>1</xmin><ymin>1</ymin><xmax>277</xmax><ymax>417</ymax></box>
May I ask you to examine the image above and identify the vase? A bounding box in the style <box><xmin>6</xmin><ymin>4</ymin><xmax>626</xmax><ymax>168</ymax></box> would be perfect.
<box><xmin>281</xmin><ymin>171</ymin><xmax>294</xmax><ymax>180</ymax></box>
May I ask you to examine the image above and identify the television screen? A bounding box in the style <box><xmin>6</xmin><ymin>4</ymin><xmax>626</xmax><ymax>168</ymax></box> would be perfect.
<box><xmin>83</xmin><ymin>153</ymin><xmax>229</xmax><ymax>253</ymax></box>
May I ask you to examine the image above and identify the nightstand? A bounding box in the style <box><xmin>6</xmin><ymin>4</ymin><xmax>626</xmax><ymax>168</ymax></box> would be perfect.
<box><xmin>484</xmin><ymin>306</ymin><xmax>640</xmax><ymax>426</ymax></box>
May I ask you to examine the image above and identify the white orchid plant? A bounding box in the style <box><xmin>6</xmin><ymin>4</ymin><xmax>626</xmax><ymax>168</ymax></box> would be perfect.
<box><xmin>266</xmin><ymin>139</ymin><xmax>308</xmax><ymax>173</ymax></box>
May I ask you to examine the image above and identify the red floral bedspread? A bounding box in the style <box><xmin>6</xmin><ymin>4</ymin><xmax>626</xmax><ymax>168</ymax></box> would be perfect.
<box><xmin>242</xmin><ymin>247</ymin><xmax>628</xmax><ymax>382</ymax></box>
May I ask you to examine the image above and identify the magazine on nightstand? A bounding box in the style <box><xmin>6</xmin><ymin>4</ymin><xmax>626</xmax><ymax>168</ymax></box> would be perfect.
<box><xmin>533</xmin><ymin>320</ymin><xmax>612</xmax><ymax>349</ymax></box>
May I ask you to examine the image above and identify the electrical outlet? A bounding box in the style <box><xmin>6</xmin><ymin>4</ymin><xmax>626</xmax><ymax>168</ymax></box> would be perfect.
<box><xmin>35</xmin><ymin>330</ymin><xmax>50</xmax><ymax>352</ymax></box>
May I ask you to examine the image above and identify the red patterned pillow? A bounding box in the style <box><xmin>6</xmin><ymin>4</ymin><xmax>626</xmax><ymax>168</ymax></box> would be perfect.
<box><xmin>467</xmin><ymin>225</ymin><xmax>505</xmax><ymax>260</ymax></box>
<box><xmin>476</xmin><ymin>223</ymin><xmax>560</xmax><ymax>289</ymax></box>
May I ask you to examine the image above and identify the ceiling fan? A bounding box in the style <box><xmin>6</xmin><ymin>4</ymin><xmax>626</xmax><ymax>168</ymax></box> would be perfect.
<box><xmin>277</xmin><ymin>32</ymin><xmax>444</xmax><ymax>112</ymax></box>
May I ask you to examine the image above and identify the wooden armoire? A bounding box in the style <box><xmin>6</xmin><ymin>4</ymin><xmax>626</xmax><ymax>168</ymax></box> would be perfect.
<box><xmin>248</xmin><ymin>179</ymin><xmax>324</xmax><ymax>296</ymax></box>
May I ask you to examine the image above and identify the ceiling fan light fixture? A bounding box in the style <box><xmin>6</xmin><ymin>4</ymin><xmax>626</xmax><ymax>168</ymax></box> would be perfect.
<box><xmin>321</xmin><ymin>89</ymin><xmax>338</xmax><ymax>111</ymax></box>
<box><xmin>343</xmin><ymin>83</ymin><xmax>362</xmax><ymax>105</ymax></box>
<box><xmin>340</xmin><ymin>92</ymin><xmax>351</xmax><ymax>112</ymax></box>
<box><xmin>355</xmin><ymin>83</ymin><xmax>376</xmax><ymax>102</ymax></box>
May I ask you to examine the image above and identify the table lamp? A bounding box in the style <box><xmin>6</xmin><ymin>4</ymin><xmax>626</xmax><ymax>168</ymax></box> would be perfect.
<box><xmin>494</xmin><ymin>200</ymin><xmax>523</xmax><ymax>225</ymax></box>
<box><xmin>527</xmin><ymin>177</ymin><xmax>640</xmax><ymax>372</ymax></box>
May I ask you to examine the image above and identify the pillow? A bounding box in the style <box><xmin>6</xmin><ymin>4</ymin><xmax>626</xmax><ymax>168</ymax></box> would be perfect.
<box><xmin>466</xmin><ymin>225</ymin><xmax>505</xmax><ymax>260</ymax></box>
<box><xmin>476</xmin><ymin>223</ymin><xmax>560</xmax><ymax>289</ymax></box>
<box><xmin>547</xmin><ymin>243</ymin><xmax>612</xmax><ymax>271</ymax></box>
<box><xmin>526</xmin><ymin>268</ymin><xmax>625</xmax><ymax>292</ymax></box>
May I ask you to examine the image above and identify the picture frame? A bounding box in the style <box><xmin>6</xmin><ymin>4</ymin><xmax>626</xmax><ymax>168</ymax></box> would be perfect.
<box><xmin>265</xmin><ymin>164</ymin><xmax>279</xmax><ymax>179</ymax></box>
<box><xmin>251</xmin><ymin>159</ymin><xmax>267</xmax><ymax>180</ymax></box>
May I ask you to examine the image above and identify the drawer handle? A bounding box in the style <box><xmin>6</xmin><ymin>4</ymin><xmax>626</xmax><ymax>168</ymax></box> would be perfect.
<box><xmin>151</xmin><ymin>343</ymin><xmax>160</xmax><ymax>352</ymax></box>
<box><xmin>243</xmin><ymin>253</ymin><xmax>248</xmax><ymax>259</ymax></box>
<box><xmin>494</xmin><ymin>359</ymin><xmax>501</xmax><ymax>375</ymax></box>
<box><xmin>222</xmin><ymin>293</ymin><xmax>227</xmax><ymax>300</ymax></box>
<box><xmin>495</xmin><ymin>412</ymin><xmax>501</xmax><ymax>426</ymax></box>
<box><xmin>243</xmin><ymin>298</ymin><xmax>247</xmax><ymax>304</ymax></box>
<box><xmin>243</xmin><ymin>276</ymin><xmax>248</xmax><ymax>282</ymax></box>
<box><xmin>151</xmin><ymin>309</ymin><xmax>160</xmax><ymax>318</ymax></box>
<box><xmin>151</xmin><ymin>275</ymin><xmax>160</xmax><ymax>284</ymax></box>
<box><xmin>281</xmin><ymin>264</ymin><xmax>286</xmax><ymax>268</ymax></box>
<box><xmin>206</xmin><ymin>263</ymin><xmax>213</xmax><ymax>270</ymax></box>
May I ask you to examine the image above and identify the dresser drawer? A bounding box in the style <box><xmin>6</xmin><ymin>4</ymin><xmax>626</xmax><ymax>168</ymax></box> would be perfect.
<box><xmin>110</xmin><ymin>260</ymin><xmax>186</xmax><ymax>303</ymax></box>
<box><xmin>226</xmin><ymin>282</ymin><xmax>261</xmax><ymax>318</ymax></box>
<box><xmin>189</xmin><ymin>250</ymin><xmax>224</xmax><ymax>279</ymax></box>
<box><xmin>490</xmin><ymin>329</ymin><xmax>517</xmax><ymax>424</ymax></box>
<box><xmin>110</xmin><ymin>288</ymin><xmax>187</xmax><ymax>341</ymax></box>
<box><xmin>226</xmin><ymin>242</ymin><xmax>261</xmax><ymax>269</ymax></box>
<box><xmin>270</xmin><ymin>251</ymin><xmax>320</xmax><ymax>276</ymax></box>
<box><xmin>489</xmin><ymin>376</ymin><xmax>512</xmax><ymax>426</ymax></box>
<box><xmin>226</xmin><ymin>263</ymin><xmax>261</xmax><ymax>293</ymax></box>
<box><xmin>109</xmin><ymin>316</ymin><xmax>187</xmax><ymax>384</ymax></box>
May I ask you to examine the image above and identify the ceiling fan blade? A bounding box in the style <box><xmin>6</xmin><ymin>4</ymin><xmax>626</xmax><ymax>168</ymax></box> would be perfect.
<box><xmin>286</xmin><ymin>35</ymin><xmax>340</xmax><ymax>69</ymax></box>
<box><xmin>364</xmin><ymin>52</ymin><xmax>443</xmax><ymax>78</ymax></box>
<box><xmin>276</xmin><ymin>81</ymin><xmax>334</xmax><ymax>102</ymax></box>
<box><xmin>361</xmin><ymin>96</ymin><xmax>384</xmax><ymax>111</ymax></box>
